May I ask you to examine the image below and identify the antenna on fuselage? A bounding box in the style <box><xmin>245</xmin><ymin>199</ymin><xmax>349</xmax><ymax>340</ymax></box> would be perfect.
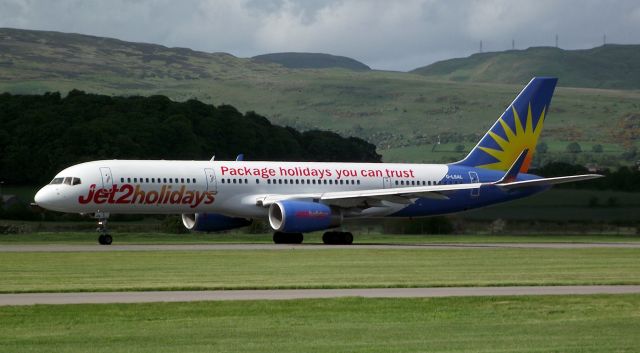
<box><xmin>236</xmin><ymin>154</ymin><xmax>244</xmax><ymax>161</ymax></box>
<box><xmin>210</xmin><ymin>155</ymin><xmax>215</xmax><ymax>161</ymax></box>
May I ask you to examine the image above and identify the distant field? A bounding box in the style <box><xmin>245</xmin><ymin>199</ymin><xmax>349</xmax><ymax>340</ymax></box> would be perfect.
<box><xmin>1</xmin><ymin>248</ymin><xmax>638</xmax><ymax>293</ymax></box>
<box><xmin>1</xmin><ymin>295</ymin><xmax>639</xmax><ymax>353</ymax></box>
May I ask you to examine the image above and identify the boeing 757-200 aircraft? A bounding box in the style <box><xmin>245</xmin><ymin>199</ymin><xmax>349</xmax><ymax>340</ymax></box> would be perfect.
<box><xmin>34</xmin><ymin>77</ymin><xmax>602</xmax><ymax>245</ymax></box>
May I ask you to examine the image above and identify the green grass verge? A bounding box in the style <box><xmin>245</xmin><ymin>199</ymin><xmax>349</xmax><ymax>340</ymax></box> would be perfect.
<box><xmin>1</xmin><ymin>295</ymin><xmax>639</xmax><ymax>353</ymax></box>
<box><xmin>1</xmin><ymin>232</ymin><xmax>639</xmax><ymax>244</ymax></box>
<box><xmin>1</xmin><ymin>248</ymin><xmax>639</xmax><ymax>293</ymax></box>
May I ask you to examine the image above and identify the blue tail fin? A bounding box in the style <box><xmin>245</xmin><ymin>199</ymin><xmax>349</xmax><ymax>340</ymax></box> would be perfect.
<box><xmin>453</xmin><ymin>77</ymin><xmax>557</xmax><ymax>172</ymax></box>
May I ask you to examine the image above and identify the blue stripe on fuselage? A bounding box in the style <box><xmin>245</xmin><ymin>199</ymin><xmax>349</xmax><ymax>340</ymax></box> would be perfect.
<box><xmin>390</xmin><ymin>165</ymin><xmax>549</xmax><ymax>217</ymax></box>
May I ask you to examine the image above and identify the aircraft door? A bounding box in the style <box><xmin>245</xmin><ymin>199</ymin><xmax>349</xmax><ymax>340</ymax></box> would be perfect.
<box><xmin>99</xmin><ymin>167</ymin><xmax>114</xmax><ymax>189</ymax></box>
<box><xmin>469</xmin><ymin>171</ymin><xmax>480</xmax><ymax>197</ymax></box>
<box><xmin>204</xmin><ymin>168</ymin><xmax>217</xmax><ymax>193</ymax></box>
<box><xmin>383</xmin><ymin>177</ymin><xmax>392</xmax><ymax>189</ymax></box>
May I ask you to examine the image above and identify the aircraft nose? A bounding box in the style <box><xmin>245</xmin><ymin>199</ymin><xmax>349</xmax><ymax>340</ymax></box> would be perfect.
<box><xmin>34</xmin><ymin>187</ymin><xmax>54</xmax><ymax>208</ymax></box>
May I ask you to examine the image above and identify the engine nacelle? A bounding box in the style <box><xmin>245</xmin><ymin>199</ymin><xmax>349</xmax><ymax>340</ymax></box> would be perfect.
<box><xmin>182</xmin><ymin>213</ymin><xmax>251</xmax><ymax>232</ymax></box>
<box><xmin>268</xmin><ymin>200</ymin><xmax>342</xmax><ymax>233</ymax></box>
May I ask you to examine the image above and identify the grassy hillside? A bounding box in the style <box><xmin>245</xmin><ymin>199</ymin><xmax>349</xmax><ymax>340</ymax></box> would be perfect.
<box><xmin>1</xmin><ymin>28</ymin><xmax>639</xmax><ymax>167</ymax></box>
<box><xmin>411</xmin><ymin>45</ymin><xmax>640</xmax><ymax>90</ymax></box>
<box><xmin>252</xmin><ymin>52</ymin><xmax>370</xmax><ymax>70</ymax></box>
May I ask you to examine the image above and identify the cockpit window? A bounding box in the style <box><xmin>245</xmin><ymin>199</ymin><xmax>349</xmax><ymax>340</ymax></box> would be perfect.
<box><xmin>50</xmin><ymin>177</ymin><xmax>64</xmax><ymax>185</ymax></box>
<box><xmin>72</xmin><ymin>177</ymin><xmax>81</xmax><ymax>185</ymax></box>
<box><xmin>63</xmin><ymin>177</ymin><xmax>72</xmax><ymax>185</ymax></box>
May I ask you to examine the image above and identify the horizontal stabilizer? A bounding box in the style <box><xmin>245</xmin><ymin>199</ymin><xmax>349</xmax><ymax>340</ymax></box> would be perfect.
<box><xmin>495</xmin><ymin>149</ymin><xmax>528</xmax><ymax>184</ymax></box>
<box><xmin>497</xmin><ymin>174</ymin><xmax>604</xmax><ymax>190</ymax></box>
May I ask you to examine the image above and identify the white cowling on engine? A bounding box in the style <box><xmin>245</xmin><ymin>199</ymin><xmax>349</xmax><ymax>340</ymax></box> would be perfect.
<box><xmin>182</xmin><ymin>213</ymin><xmax>251</xmax><ymax>232</ymax></box>
<box><xmin>268</xmin><ymin>200</ymin><xmax>342</xmax><ymax>233</ymax></box>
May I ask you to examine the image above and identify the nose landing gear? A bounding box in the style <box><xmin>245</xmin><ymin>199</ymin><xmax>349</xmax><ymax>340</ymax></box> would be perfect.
<box><xmin>95</xmin><ymin>212</ymin><xmax>112</xmax><ymax>245</ymax></box>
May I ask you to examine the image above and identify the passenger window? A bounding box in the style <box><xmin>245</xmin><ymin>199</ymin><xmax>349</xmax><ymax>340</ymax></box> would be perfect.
<box><xmin>256</xmin><ymin>179</ymin><xmax>260</xmax><ymax>184</ymax></box>
<box><xmin>221</xmin><ymin>179</ymin><xmax>225</xmax><ymax>184</ymax></box>
<box><xmin>120</xmin><ymin>178</ymin><xmax>124</xmax><ymax>183</ymax></box>
<box><xmin>134</xmin><ymin>178</ymin><xmax>138</xmax><ymax>183</ymax></box>
<box><xmin>128</xmin><ymin>178</ymin><xmax>131</xmax><ymax>183</ymax></box>
<box><xmin>395</xmin><ymin>180</ymin><xmax>398</xmax><ymax>185</ymax></box>
<box><xmin>245</xmin><ymin>179</ymin><xmax>248</xmax><ymax>184</ymax></box>
<box><xmin>193</xmin><ymin>178</ymin><xmax>196</xmax><ymax>183</ymax></box>
<box><xmin>72</xmin><ymin>178</ymin><xmax>81</xmax><ymax>186</ymax></box>
<box><xmin>185</xmin><ymin>178</ymin><xmax>189</xmax><ymax>184</ymax></box>
<box><xmin>279</xmin><ymin>179</ymin><xmax>282</xmax><ymax>184</ymax></box>
<box><xmin>181</xmin><ymin>178</ymin><xmax>185</xmax><ymax>183</ymax></box>
<box><xmin>145</xmin><ymin>178</ymin><xmax>149</xmax><ymax>183</ymax></box>
<box><xmin>357</xmin><ymin>180</ymin><xmax>361</xmax><ymax>185</ymax></box>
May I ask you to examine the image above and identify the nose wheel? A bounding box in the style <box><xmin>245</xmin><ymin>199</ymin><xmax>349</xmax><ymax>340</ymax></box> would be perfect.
<box><xmin>98</xmin><ymin>234</ymin><xmax>113</xmax><ymax>245</ymax></box>
<box><xmin>95</xmin><ymin>212</ymin><xmax>112</xmax><ymax>245</ymax></box>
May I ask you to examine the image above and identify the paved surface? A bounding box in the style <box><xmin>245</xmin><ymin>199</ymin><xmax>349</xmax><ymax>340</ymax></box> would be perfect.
<box><xmin>1</xmin><ymin>286</ymin><xmax>639</xmax><ymax>306</ymax></box>
<box><xmin>1</xmin><ymin>242</ymin><xmax>640</xmax><ymax>252</ymax></box>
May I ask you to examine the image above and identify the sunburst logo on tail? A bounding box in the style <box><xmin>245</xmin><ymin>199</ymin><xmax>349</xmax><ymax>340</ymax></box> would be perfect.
<box><xmin>477</xmin><ymin>103</ymin><xmax>545</xmax><ymax>172</ymax></box>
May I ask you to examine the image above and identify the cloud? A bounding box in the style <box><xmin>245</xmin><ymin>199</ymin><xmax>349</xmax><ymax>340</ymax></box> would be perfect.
<box><xmin>0</xmin><ymin>0</ymin><xmax>638</xmax><ymax>70</ymax></box>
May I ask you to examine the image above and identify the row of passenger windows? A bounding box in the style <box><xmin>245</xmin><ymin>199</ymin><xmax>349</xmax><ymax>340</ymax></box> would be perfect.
<box><xmin>220</xmin><ymin>178</ymin><xmax>466</xmax><ymax>186</ymax></box>
<box><xmin>49</xmin><ymin>177</ymin><xmax>82</xmax><ymax>186</ymax></box>
<box><xmin>221</xmin><ymin>178</ymin><xmax>363</xmax><ymax>185</ymax></box>
<box><xmin>396</xmin><ymin>179</ymin><xmax>465</xmax><ymax>186</ymax></box>
<box><xmin>120</xmin><ymin>177</ymin><xmax>197</xmax><ymax>184</ymax></box>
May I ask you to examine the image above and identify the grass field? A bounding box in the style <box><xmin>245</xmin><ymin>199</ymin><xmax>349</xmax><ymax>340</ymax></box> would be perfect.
<box><xmin>1</xmin><ymin>295</ymin><xmax>639</xmax><ymax>352</ymax></box>
<box><xmin>1</xmin><ymin>247</ymin><xmax>638</xmax><ymax>293</ymax></box>
<box><xmin>1</xmin><ymin>232</ymin><xmax>639</xmax><ymax>244</ymax></box>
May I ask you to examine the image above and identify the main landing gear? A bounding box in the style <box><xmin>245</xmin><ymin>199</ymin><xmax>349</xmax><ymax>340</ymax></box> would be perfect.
<box><xmin>322</xmin><ymin>231</ymin><xmax>353</xmax><ymax>245</ymax></box>
<box><xmin>95</xmin><ymin>212</ymin><xmax>112</xmax><ymax>245</ymax></box>
<box><xmin>273</xmin><ymin>231</ymin><xmax>303</xmax><ymax>244</ymax></box>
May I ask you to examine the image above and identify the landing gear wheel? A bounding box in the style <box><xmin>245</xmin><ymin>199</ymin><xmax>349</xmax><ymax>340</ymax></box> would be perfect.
<box><xmin>273</xmin><ymin>231</ymin><xmax>304</xmax><ymax>244</ymax></box>
<box><xmin>322</xmin><ymin>231</ymin><xmax>354</xmax><ymax>245</ymax></box>
<box><xmin>95</xmin><ymin>212</ymin><xmax>112</xmax><ymax>245</ymax></box>
<box><xmin>97</xmin><ymin>234</ymin><xmax>113</xmax><ymax>245</ymax></box>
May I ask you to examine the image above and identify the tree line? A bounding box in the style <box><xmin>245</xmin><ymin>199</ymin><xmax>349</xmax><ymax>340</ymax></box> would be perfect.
<box><xmin>0</xmin><ymin>91</ymin><xmax>381</xmax><ymax>185</ymax></box>
<box><xmin>533</xmin><ymin>162</ymin><xmax>640</xmax><ymax>192</ymax></box>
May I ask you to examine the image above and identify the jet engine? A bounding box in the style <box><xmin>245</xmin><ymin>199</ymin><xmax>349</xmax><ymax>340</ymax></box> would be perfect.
<box><xmin>182</xmin><ymin>213</ymin><xmax>251</xmax><ymax>232</ymax></box>
<box><xmin>268</xmin><ymin>200</ymin><xmax>342</xmax><ymax>233</ymax></box>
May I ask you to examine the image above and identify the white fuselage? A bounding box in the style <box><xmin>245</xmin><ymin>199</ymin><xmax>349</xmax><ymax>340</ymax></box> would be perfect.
<box><xmin>35</xmin><ymin>160</ymin><xmax>450</xmax><ymax>218</ymax></box>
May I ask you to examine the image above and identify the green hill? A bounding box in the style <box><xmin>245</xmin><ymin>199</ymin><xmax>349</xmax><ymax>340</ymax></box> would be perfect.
<box><xmin>1</xmin><ymin>28</ymin><xmax>639</xmax><ymax>168</ymax></box>
<box><xmin>411</xmin><ymin>45</ymin><xmax>640</xmax><ymax>90</ymax></box>
<box><xmin>252</xmin><ymin>52</ymin><xmax>370</xmax><ymax>71</ymax></box>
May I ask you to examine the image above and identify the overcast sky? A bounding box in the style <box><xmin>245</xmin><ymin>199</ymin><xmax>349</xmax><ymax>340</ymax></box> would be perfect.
<box><xmin>1</xmin><ymin>0</ymin><xmax>639</xmax><ymax>70</ymax></box>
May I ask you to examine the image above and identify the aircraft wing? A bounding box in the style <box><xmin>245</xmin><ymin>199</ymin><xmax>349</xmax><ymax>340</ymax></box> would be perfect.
<box><xmin>496</xmin><ymin>174</ymin><xmax>603</xmax><ymax>190</ymax></box>
<box><xmin>255</xmin><ymin>151</ymin><xmax>603</xmax><ymax>209</ymax></box>
<box><xmin>256</xmin><ymin>182</ymin><xmax>483</xmax><ymax>208</ymax></box>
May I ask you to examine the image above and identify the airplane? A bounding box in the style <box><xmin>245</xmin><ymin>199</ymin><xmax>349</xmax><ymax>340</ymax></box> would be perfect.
<box><xmin>34</xmin><ymin>77</ymin><xmax>602</xmax><ymax>245</ymax></box>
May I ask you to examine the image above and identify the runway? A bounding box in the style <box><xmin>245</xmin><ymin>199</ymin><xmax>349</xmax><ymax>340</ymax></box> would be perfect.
<box><xmin>1</xmin><ymin>242</ymin><xmax>640</xmax><ymax>252</ymax></box>
<box><xmin>1</xmin><ymin>285</ymin><xmax>639</xmax><ymax>306</ymax></box>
